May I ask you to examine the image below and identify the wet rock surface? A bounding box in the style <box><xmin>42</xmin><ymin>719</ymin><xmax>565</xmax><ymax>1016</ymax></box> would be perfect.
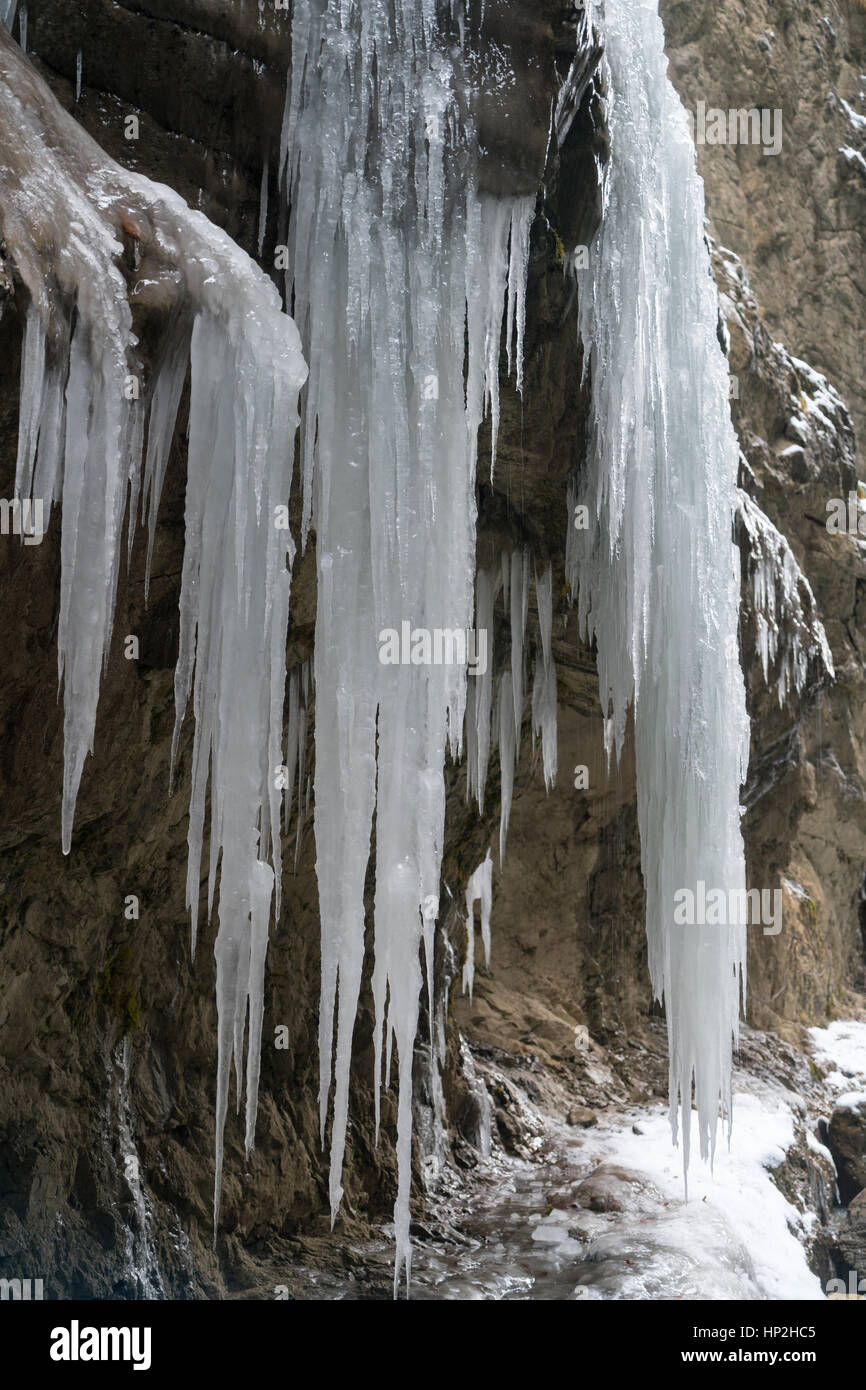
<box><xmin>836</xmin><ymin>1188</ymin><xmax>866</xmax><ymax>1277</ymax></box>
<box><xmin>828</xmin><ymin>1095</ymin><xmax>866</xmax><ymax>1203</ymax></box>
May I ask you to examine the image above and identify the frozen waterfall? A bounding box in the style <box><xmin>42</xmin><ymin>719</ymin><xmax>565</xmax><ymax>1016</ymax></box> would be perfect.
<box><xmin>281</xmin><ymin>0</ymin><xmax>534</xmax><ymax>1292</ymax></box>
<box><xmin>567</xmin><ymin>0</ymin><xmax>751</xmax><ymax>1181</ymax></box>
<box><xmin>0</xmin><ymin>25</ymin><xmax>308</xmax><ymax>1231</ymax></box>
<box><xmin>0</xmin><ymin>0</ymin><xmax>760</xmax><ymax>1287</ymax></box>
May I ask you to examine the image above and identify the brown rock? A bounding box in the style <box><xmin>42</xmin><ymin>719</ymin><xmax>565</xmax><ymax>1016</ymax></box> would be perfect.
<box><xmin>567</xmin><ymin>1105</ymin><xmax>597</xmax><ymax>1128</ymax></box>
<box><xmin>828</xmin><ymin>1096</ymin><xmax>866</xmax><ymax>1204</ymax></box>
<box><xmin>836</xmin><ymin>1189</ymin><xmax>866</xmax><ymax>1276</ymax></box>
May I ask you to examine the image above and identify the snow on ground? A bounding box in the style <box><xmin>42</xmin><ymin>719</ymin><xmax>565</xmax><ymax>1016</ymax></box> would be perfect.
<box><xmin>808</xmin><ymin>1019</ymin><xmax>866</xmax><ymax>1094</ymax></box>
<box><xmin>553</xmin><ymin>1087</ymin><xmax>823</xmax><ymax>1300</ymax></box>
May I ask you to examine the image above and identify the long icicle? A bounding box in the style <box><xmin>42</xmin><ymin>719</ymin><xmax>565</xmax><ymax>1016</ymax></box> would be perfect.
<box><xmin>567</xmin><ymin>0</ymin><xmax>750</xmax><ymax>1184</ymax></box>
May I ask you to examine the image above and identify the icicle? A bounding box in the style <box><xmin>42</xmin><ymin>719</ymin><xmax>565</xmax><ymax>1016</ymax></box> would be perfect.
<box><xmin>257</xmin><ymin>157</ymin><xmax>268</xmax><ymax>258</ymax></box>
<box><xmin>75</xmin><ymin>49</ymin><xmax>82</xmax><ymax>102</ymax></box>
<box><xmin>509</xmin><ymin>548</ymin><xmax>529</xmax><ymax>743</ymax></box>
<box><xmin>466</xmin><ymin>198</ymin><xmax>536</xmax><ymax>479</ymax></box>
<box><xmin>244</xmin><ymin>861</ymin><xmax>274</xmax><ymax>1153</ymax></box>
<box><xmin>17</xmin><ymin>4</ymin><xmax>25</xmax><ymax>51</ymax></box>
<box><xmin>461</xmin><ymin>899</ymin><xmax>475</xmax><ymax>999</ymax></box>
<box><xmin>283</xmin><ymin>0</ymin><xmax>533</xmax><ymax>1292</ymax></box>
<box><xmin>462</xmin><ymin>848</ymin><xmax>493</xmax><ymax>998</ymax></box>
<box><xmin>536</xmin><ymin>564</ymin><xmax>554</xmax><ymax>671</ymax></box>
<box><xmin>531</xmin><ymin>564</ymin><xmax>558</xmax><ymax>790</ymax></box>
<box><xmin>497</xmin><ymin>672</ymin><xmax>516</xmax><ymax>868</ymax></box>
<box><xmin>141</xmin><ymin>309</ymin><xmax>192</xmax><ymax>595</ymax></box>
<box><xmin>0</xmin><ymin>2</ymin><xmax>17</xmax><ymax>35</ymax></box>
<box><xmin>737</xmin><ymin>490</ymin><xmax>833</xmax><ymax>706</ymax></box>
<box><xmin>280</xmin><ymin>656</ymin><xmax>312</xmax><ymax>853</ymax></box>
<box><xmin>0</xmin><ymin>31</ymin><xmax>307</xmax><ymax>1235</ymax></box>
<box><xmin>505</xmin><ymin>203</ymin><xmax>534</xmax><ymax>393</ymax></box>
<box><xmin>466</xmin><ymin>566</ymin><xmax>497</xmax><ymax>813</ymax></box>
<box><xmin>569</xmin><ymin>0</ymin><xmax>750</xmax><ymax>1181</ymax></box>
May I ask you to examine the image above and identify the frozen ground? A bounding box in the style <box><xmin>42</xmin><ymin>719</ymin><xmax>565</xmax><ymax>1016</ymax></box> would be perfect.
<box><xmin>217</xmin><ymin>1017</ymin><xmax>861</xmax><ymax>1299</ymax></box>
<box><xmin>402</xmin><ymin>1082</ymin><xmax>824</xmax><ymax>1301</ymax></box>
<box><xmin>808</xmin><ymin>1020</ymin><xmax>866</xmax><ymax>1094</ymax></box>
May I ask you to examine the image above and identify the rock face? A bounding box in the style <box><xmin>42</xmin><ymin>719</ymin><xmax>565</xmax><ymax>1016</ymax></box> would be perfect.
<box><xmin>836</xmin><ymin>1188</ymin><xmax>866</xmax><ymax>1276</ymax></box>
<box><xmin>0</xmin><ymin>0</ymin><xmax>863</xmax><ymax>1299</ymax></box>
<box><xmin>711</xmin><ymin>242</ymin><xmax>866</xmax><ymax>1038</ymax></box>
<box><xmin>660</xmin><ymin>0</ymin><xmax>866</xmax><ymax>463</ymax></box>
<box><xmin>828</xmin><ymin>1095</ymin><xmax>866</xmax><ymax>1203</ymax></box>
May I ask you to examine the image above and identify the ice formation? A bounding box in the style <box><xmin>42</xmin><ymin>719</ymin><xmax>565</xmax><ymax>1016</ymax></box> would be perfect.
<box><xmin>737</xmin><ymin>489</ymin><xmax>834</xmax><ymax>706</ymax></box>
<box><xmin>462</xmin><ymin>850</ymin><xmax>493</xmax><ymax>1000</ymax></box>
<box><xmin>281</xmin><ymin>0</ymin><xmax>534</xmax><ymax>1289</ymax></box>
<box><xmin>464</xmin><ymin>554</ymin><xmax>558</xmax><ymax>870</ymax></box>
<box><xmin>256</xmin><ymin>157</ymin><xmax>268</xmax><ymax>258</ymax></box>
<box><xmin>568</xmin><ymin>0</ymin><xmax>751</xmax><ymax>1180</ymax></box>
<box><xmin>1</xmin><ymin>0</ymin><xmax>765</xmax><ymax>1281</ymax></box>
<box><xmin>284</xmin><ymin>659</ymin><xmax>312</xmax><ymax>871</ymax></box>
<box><xmin>0</xmin><ymin>27</ymin><xmax>307</xmax><ymax>1228</ymax></box>
<box><xmin>465</xmin><ymin>568</ymin><xmax>498</xmax><ymax>815</ymax></box>
<box><xmin>531</xmin><ymin>564</ymin><xmax>558</xmax><ymax>791</ymax></box>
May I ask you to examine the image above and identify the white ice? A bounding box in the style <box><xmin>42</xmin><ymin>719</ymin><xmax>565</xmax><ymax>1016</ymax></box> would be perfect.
<box><xmin>0</xmin><ymin>29</ymin><xmax>307</xmax><ymax>1234</ymax></box>
<box><xmin>737</xmin><ymin>489</ymin><xmax>834</xmax><ymax>705</ymax></box>
<box><xmin>568</xmin><ymin>0</ymin><xmax>751</xmax><ymax>1183</ymax></box>
<box><xmin>462</xmin><ymin>849</ymin><xmax>493</xmax><ymax>999</ymax></box>
<box><xmin>282</xmin><ymin>0</ymin><xmax>533</xmax><ymax>1291</ymax></box>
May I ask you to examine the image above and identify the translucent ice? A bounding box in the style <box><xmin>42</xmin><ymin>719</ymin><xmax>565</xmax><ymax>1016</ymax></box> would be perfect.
<box><xmin>0</xmin><ymin>29</ymin><xmax>307</xmax><ymax>1232</ymax></box>
<box><xmin>282</xmin><ymin>0</ymin><xmax>533</xmax><ymax>1290</ymax></box>
<box><xmin>568</xmin><ymin>0</ymin><xmax>751</xmax><ymax>1181</ymax></box>
<box><xmin>462</xmin><ymin>849</ymin><xmax>493</xmax><ymax>999</ymax></box>
<box><xmin>531</xmin><ymin>565</ymin><xmax>558</xmax><ymax>791</ymax></box>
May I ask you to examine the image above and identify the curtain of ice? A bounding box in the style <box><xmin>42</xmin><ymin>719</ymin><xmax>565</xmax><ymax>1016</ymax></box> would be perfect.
<box><xmin>282</xmin><ymin>0</ymin><xmax>533</xmax><ymax>1290</ymax></box>
<box><xmin>567</xmin><ymin>0</ymin><xmax>751</xmax><ymax>1180</ymax></box>
<box><xmin>0</xmin><ymin>27</ymin><xmax>307</xmax><ymax>1230</ymax></box>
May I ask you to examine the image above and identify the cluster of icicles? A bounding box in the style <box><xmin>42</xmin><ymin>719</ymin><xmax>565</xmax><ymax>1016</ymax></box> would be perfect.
<box><xmin>0</xmin><ymin>3</ymin><xmax>553</xmax><ymax>1287</ymax></box>
<box><xmin>280</xmin><ymin>0</ymin><xmax>559</xmax><ymax>1287</ymax></box>
<box><xmin>0</xmin><ymin>16</ymin><xmax>309</xmax><ymax>1224</ymax></box>
<box><xmin>1</xmin><ymin>0</ymin><xmax>753</xmax><ymax>1289</ymax></box>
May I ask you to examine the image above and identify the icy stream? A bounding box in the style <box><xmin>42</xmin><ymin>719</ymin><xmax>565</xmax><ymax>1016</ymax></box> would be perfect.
<box><xmin>402</xmin><ymin>1106</ymin><xmax>822</xmax><ymax>1302</ymax></box>
<box><xmin>274</xmin><ymin>1049</ymin><xmax>830</xmax><ymax>1302</ymax></box>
